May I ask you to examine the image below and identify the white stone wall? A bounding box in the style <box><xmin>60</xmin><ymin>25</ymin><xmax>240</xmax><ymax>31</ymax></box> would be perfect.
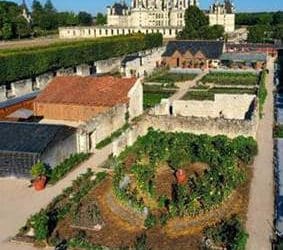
<box><xmin>56</xmin><ymin>67</ymin><xmax>75</xmax><ymax>76</ymax></box>
<box><xmin>11</xmin><ymin>79</ymin><xmax>33</xmax><ymax>97</ymax></box>
<box><xmin>35</xmin><ymin>72</ymin><xmax>54</xmax><ymax>90</ymax></box>
<box><xmin>95</xmin><ymin>57</ymin><xmax>123</xmax><ymax>74</ymax></box>
<box><xmin>172</xmin><ymin>94</ymin><xmax>256</xmax><ymax>120</ymax></box>
<box><xmin>0</xmin><ymin>86</ymin><xmax>7</xmax><ymax>102</ymax></box>
<box><xmin>79</xmin><ymin>104</ymin><xmax>128</xmax><ymax>152</ymax></box>
<box><xmin>128</xmin><ymin>79</ymin><xmax>143</xmax><ymax>120</ymax></box>
<box><xmin>76</xmin><ymin>64</ymin><xmax>91</xmax><ymax>76</ymax></box>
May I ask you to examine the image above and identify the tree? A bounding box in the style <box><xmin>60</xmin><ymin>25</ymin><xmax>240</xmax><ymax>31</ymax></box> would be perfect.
<box><xmin>273</xmin><ymin>11</ymin><xmax>283</xmax><ymax>25</ymax></box>
<box><xmin>247</xmin><ymin>25</ymin><xmax>269</xmax><ymax>43</ymax></box>
<box><xmin>184</xmin><ymin>6</ymin><xmax>208</xmax><ymax>30</ymax></box>
<box><xmin>178</xmin><ymin>6</ymin><xmax>223</xmax><ymax>40</ymax></box>
<box><xmin>44</xmin><ymin>0</ymin><xmax>56</xmax><ymax>13</ymax></box>
<box><xmin>96</xmin><ymin>12</ymin><xmax>107</xmax><ymax>25</ymax></box>
<box><xmin>57</xmin><ymin>12</ymin><xmax>78</xmax><ymax>26</ymax></box>
<box><xmin>78</xmin><ymin>11</ymin><xmax>93</xmax><ymax>26</ymax></box>
<box><xmin>2</xmin><ymin>22</ymin><xmax>13</xmax><ymax>40</ymax></box>
<box><xmin>15</xmin><ymin>16</ymin><xmax>31</xmax><ymax>38</ymax></box>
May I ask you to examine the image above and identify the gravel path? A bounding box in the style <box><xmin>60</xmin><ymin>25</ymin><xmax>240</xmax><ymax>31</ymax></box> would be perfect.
<box><xmin>246</xmin><ymin>57</ymin><xmax>275</xmax><ymax>250</ymax></box>
<box><xmin>169</xmin><ymin>70</ymin><xmax>208</xmax><ymax>101</ymax></box>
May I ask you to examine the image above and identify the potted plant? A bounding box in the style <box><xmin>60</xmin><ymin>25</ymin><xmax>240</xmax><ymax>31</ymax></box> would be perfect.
<box><xmin>30</xmin><ymin>162</ymin><xmax>48</xmax><ymax>191</ymax></box>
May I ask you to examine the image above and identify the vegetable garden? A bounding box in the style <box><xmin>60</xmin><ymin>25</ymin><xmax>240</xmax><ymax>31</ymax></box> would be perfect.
<box><xmin>17</xmin><ymin>129</ymin><xmax>258</xmax><ymax>250</ymax></box>
<box><xmin>199</xmin><ymin>72</ymin><xmax>259</xmax><ymax>86</ymax></box>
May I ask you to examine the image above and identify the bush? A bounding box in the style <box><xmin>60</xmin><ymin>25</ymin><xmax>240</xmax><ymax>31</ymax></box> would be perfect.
<box><xmin>144</xmin><ymin>213</ymin><xmax>157</xmax><ymax>228</ymax></box>
<box><xmin>30</xmin><ymin>162</ymin><xmax>47</xmax><ymax>178</ymax></box>
<box><xmin>274</xmin><ymin>125</ymin><xmax>283</xmax><ymax>138</ymax></box>
<box><xmin>205</xmin><ymin>216</ymin><xmax>249</xmax><ymax>250</ymax></box>
<box><xmin>0</xmin><ymin>33</ymin><xmax>163</xmax><ymax>84</ymax></box>
<box><xmin>48</xmin><ymin>153</ymin><xmax>91</xmax><ymax>184</ymax></box>
<box><xmin>30</xmin><ymin>210</ymin><xmax>49</xmax><ymax>241</ymax></box>
<box><xmin>232</xmin><ymin>136</ymin><xmax>258</xmax><ymax>165</ymax></box>
<box><xmin>258</xmin><ymin>70</ymin><xmax>268</xmax><ymax>118</ymax></box>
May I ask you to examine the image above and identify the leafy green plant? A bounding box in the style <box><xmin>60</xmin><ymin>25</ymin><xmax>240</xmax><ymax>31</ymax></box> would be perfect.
<box><xmin>205</xmin><ymin>216</ymin><xmax>249</xmax><ymax>250</ymax></box>
<box><xmin>96</xmin><ymin>123</ymin><xmax>130</xmax><ymax>149</ymax></box>
<box><xmin>258</xmin><ymin>70</ymin><xmax>268</xmax><ymax>118</ymax></box>
<box><xmin>30</xmin><ymin>162</ymin><xmax>47</xmax><ymax>178</ymax></box>
<box><xmin>144</xmin><ymin>213</ymin><xmax>157</xmax><ymax>229</ymax></box>
<box><xmin>133</xmin><ymin>233</ymin><xmax>150</xmax><ymax>250</ymax></box>
<box><xmin>30</xmin><ymin>210</ymin><xmax>49</xmax><ymax>241</ymax></box>
<box><xmin>274</xmin><ymin>125</ymin><xmax>283</xmax><ymax>138</ymax></box>
<box><xmin>48</xmin><ymin>153</ymin><xmax>91</xmax><ymax>184</ymax></box>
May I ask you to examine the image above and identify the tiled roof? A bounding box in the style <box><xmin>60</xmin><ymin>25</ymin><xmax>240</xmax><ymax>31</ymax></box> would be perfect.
<box><xmin>0</xmin><ymin>122</ymin><xmax>75</xmax><ymax>154</ymax></box>
<box><xmin>35</xmin><ymin>76</ymin><xmax>137</xmax><ymax>107</ymax></box>
<box><xmin>162</xmin><ymin>40</ymin><xmax>224</xmax><ymax>59</ymax></box>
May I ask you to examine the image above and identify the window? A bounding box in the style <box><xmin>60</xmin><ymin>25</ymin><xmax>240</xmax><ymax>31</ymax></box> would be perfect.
<box><xmin>177</xmin><ymin>58</ymin><xmax>180</xmax><ymax>67</ymax></box>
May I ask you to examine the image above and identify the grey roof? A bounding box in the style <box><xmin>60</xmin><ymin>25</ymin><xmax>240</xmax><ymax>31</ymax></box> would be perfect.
<box><xmin>162</xmin><ymin>40</ymin><xmax>224</xmax><ymax>59</ymax></box>
<box><xmin>0</xmin><ymin>122</ymin><xmax>76</xmax><ymax>154</ymax></box>
<box><xmin>0</xmin><ymin>91</ymin><xmax>40</xmax><ymax>109</ymax></box>
<box><xmin>276</xmin><ymin>139</ymin><xmax>283</xmax><ymax>234</ymax></box>
<box><xmin>220</xmin><ymin>53</ymin><xmax>267</xmax><ymax>63</ymax></box>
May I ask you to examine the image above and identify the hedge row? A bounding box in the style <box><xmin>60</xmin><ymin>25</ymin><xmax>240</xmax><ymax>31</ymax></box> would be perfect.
<box><xmin>0</xmin><ymin>33</ymin><xmax>163</xmax><ymax>84</ymax></box>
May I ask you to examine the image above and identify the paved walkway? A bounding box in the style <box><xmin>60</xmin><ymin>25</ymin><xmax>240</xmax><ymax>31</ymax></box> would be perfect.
<box><xmin>246</xmin><ymin>57</ymin><xmax>275</xmax><ymax>250</ymax></box>
<box><xmin>0</xmin><ymin>150</ymin><xmax>110</xmax><ymax>250</ymax></box>
<box><xmin>169</xmin><ymin>70</ymin><xmax>208</xmax><ymax>101</ymax></box>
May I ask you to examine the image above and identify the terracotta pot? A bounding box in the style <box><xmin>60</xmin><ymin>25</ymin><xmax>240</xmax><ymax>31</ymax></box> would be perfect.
<box><xmin>176</xmin><ymin>169</ymin><xmax>187</xmax><ymax>184</ymax></box>
<box><xmin>33</xmin><ymin>176</ymin><xmax>47</xmax><ymax>191</ymax></box>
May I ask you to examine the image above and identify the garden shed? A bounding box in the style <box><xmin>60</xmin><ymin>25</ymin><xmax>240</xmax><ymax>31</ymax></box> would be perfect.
<box><xmin>0</xmin><ymin>122</ymin><xmax>77</xmax><ymax>178</ymax></box>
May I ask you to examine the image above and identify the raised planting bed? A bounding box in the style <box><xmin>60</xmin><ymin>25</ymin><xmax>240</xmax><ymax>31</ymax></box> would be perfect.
<box><xmin>182</xmin><ymin>87</ymin><xmax>257</xmax><ymax>101</ymax></box>
<box><xmin>199</xmin><ymin>72</ymin><xmax>259</xmax><ymax>86</ymax></box>
<box><xmin>17</xmin><ymin>130</ymin><xmax>258</xmax><ymax>250</ymax></box>
<box><xmin>144</xmin><ymin>68</ymin><xmax>197</xmax><ymax>84</ymax></box>
<box><xmin>143</xmin><ymin>89</ymin><xmax>175</xmax><ymax>109</ymax></box>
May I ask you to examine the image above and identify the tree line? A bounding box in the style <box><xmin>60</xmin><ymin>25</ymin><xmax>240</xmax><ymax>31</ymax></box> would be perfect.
<box><xmin>236</xmin><ymin>12</ymin><xmax>283</xmax><ymax>43</ymax></box>
<box><xmin>0</xmin><ymin>0</ymin><xmax>107</xmax><ymax>40</ymax></box>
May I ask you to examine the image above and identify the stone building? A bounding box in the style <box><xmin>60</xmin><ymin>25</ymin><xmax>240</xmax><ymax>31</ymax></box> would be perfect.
<box><xmin>34</xmin><ymin>76</ymin><xmax>143</xmax><ymax>123</ymax></box>
<box><xmin>208</xmin><ymin>0</ymin><xmax>235</xmax><ymax>33</ymax></box>
<box><xmin>0</xmin><ymin>122</ymin><xmax>77</xmax><ymax>178</ymax></box>
<box><xmin>59</xmin><ymin>0</ymin><xmax>236</xmax><ymax>39</ymax></box>
<box><xmin>162</xmin><ymin>40</ymin><xmax>224</xmax><ymax>69</ymax></box>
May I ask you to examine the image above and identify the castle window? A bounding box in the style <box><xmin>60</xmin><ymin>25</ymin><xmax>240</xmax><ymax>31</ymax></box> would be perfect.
<box><xmin>111</xmin><ymin>29</ymin><xmax>114</xmax><ymax>35</ymax></box>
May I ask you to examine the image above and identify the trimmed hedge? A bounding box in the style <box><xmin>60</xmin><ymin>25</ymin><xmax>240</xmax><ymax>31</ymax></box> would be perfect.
<box><xmin>0</xmin><ymin>33</ymin><xmax>163</xmax><ymax>84</ymax></box>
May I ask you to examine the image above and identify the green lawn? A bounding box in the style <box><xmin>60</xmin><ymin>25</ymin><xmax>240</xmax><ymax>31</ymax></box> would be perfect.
<box><xmin>200</xmin><ymin>72</ymin><xmax>259</xmax><ymax>86</ymax></box>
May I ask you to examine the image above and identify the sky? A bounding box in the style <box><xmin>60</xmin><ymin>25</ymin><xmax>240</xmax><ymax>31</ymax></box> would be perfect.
<box><xmin>11</xmin><ymin>0</ymin><xmax>283</xmax><ymax>15</ymax></box>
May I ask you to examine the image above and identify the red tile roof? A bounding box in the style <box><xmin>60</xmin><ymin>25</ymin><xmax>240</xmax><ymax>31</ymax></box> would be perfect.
<box><xmin>35</xmin><ymin>76</ymin><xmax>137</xmax><ymax>107</ymax></box>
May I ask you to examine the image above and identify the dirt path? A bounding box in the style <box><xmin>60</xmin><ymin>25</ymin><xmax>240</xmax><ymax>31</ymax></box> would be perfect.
<box><xmin>246</xmin><ymin>57</ymin><xmax>275</xmax><ymax>250</ymax></box>
<box><xmin>0</xmin><ymin>149</ymin><xmax>111</xmax><ymax>250</ymax></box>
<box><xmin>169</xmin><ymin>70</ymin><xmax>208</xmax><ymax>101</ymax></box>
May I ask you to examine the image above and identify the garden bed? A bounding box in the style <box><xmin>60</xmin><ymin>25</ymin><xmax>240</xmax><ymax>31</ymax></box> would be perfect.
<box><xmin>17</xmin><ymin>130</ymin><xmax>258</xmax><ymax>250</ymax></box>
<box><xmin>144</xmin><ymin>68</ymin><xmax>197</xmax><ymax>84</ymax></box>
<box><xmin>143</xmin><ymin>90</ymin><xmax>175</xmax><ymax>109</ymax></box>
<box><xmin>199</xmin><ymin>72</ymin><xmax>259</xmax><ymax>86</ymax></box>
<box><xmin>182</xmin><ymin>87</ymin><xmax>257</xmax><ymax>101</ymax></box>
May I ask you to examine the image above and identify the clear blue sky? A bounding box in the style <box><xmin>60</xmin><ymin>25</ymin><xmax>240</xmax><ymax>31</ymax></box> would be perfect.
<box><xmin>11</xmin><ymin>0</ymin><xmax>283</xmax><ymax>15</ymax></box>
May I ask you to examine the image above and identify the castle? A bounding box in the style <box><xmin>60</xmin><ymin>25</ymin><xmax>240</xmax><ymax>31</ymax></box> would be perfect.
<box><xmin>59</xmin><ymin>0</ymin><xmax>235</xmax><ymax>39</ymax></box>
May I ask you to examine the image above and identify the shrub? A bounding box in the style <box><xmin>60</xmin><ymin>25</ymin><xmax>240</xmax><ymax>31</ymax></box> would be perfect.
<box><xmin>0</xmin><ymin>33</ymin><xmax>162</xmax><ymax>84</ymax></box>
<box><xmin>30</xmin><ymin>210</ymin><xmax>49</xmax><ymax>241</ymax></box>
<box><xmin>258</xmin><ymin>70</ymin><xmax>268</xmax><ymax>118</ymax></box>
<box><xmin>144</xmin><ymin>213</ymin><xmax>157</xmax><ymax>228</ymax></box>
<box><xmin>133</xmin><ymin>233</ymin><xmax>149</xmax><ymax>250</ymax></box>
<box><xmin>48</xmin><ymin>153</ymin><xmax>91</xmax><ymax>184</ymax></box>
<box><xmin>30</xmin><ymin>162</ymin><xmax>47</xmax><ymax>178</ymax></box>
<box><xmin>232</xmin><ymin>136</ymin><xmax>258</xmax><ymax>164</ymax></box>
<box><xmin>205</xmin><ymin>216</ymin><xmax>249</xmax><ymax>250</ymax></box>
<box><xmin>274</xmin><ymin>125</ymin><xmax>283</xmax><ymax>138</ymax></box>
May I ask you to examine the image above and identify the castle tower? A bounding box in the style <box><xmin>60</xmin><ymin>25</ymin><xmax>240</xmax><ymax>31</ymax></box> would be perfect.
<box><xmin>189</xmin><ymin>0</ymin><xmax>199</xmax><ymax>7</ymax></box>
